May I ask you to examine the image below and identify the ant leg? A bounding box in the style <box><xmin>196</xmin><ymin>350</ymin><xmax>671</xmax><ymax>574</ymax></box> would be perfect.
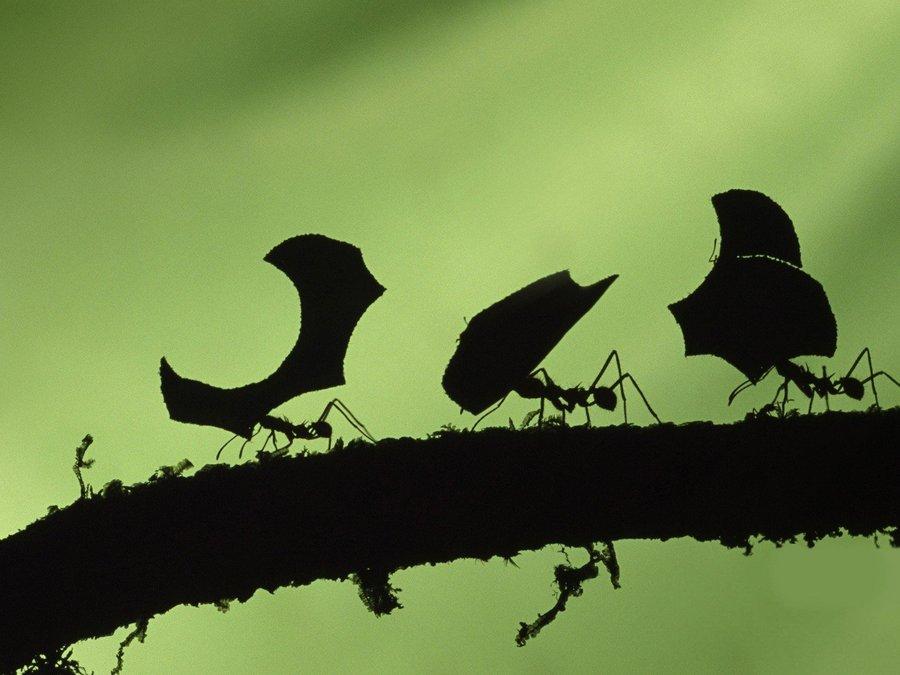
<box><xmin>859</xmin><ymin>371</ymin><xmax>900</xmax><ymax>405</ymax></box>
<box><xmin>588</xmin><ymin>351</ymin><xmax>619</xmax><ymax>390</ymax></box>
<box><xmin>844</xmin><ymin>348</ymin><xmax>880</xmax><ymax>408</ymax></box>
<box><xmin>861</xmin><ymin>371</ymin><xmax>900</xmax><ymax>387</ymax></box>
<box><xmin>609</xmin><ymin>373</ymin><xmax>661</xmax><ymax>424</ymax></box>
<box><xmin>769</xmin><ymin>378</ymin><xmax>785</xmax><ymax>406</ymax></box>
<box><xmin>584</xmin><ymin>404</ymin><xmax>591</xmax><ymax>427</ymax></box>
<box><xmin>216</xmin><ymin>434</ymin><xmax>238</xmax><ymax>461</ymax></box>
<box><xmin>589</xmin><ymin>350</ymin><xmax>628</xmax><ymax>424</ymax></box>
<box><xmin>320</xmin><ymin>399</ymin><xmax>378</xmax><ymax>443</ymax></box>
<box><xmin>273</xmin><ymin>429</ymin><xmax>295</xmax><ymax>452</ymax></box>
<box><xmin>538</xmin><ymin>396</ymin><xmax>545</xmax><ymax>428</ymax></box>
<box><xmin>222</xmin><ymin>424</ymin><xmax>260</xmax><ymax>460</ymax></box>
<box><xmin>473</xmin><ymin>395</ymin><xmax>508</xmax><ymax>431</ymax></box>
<box><xmin>253</xmin><ymin>428</ymin><xmax>276</xmax><ymax>457</ymax></box>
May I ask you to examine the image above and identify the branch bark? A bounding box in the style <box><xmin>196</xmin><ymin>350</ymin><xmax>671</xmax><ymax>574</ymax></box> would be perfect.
<box><xmin>1</xmin><ymin>408</ymin><xmax>897</xmax><ymax>670</ymax></box>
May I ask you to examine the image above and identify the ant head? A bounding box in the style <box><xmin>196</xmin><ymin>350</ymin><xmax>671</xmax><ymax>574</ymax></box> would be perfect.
<box><xmin>592</xmin><ymin>387</ymin><xmax>617</xmax><ymax>411</ymax></box>
<box><xmin>310</xmin><ymin>420</ymin><xmax>332</xmax><ymax>438</ymax></box>
<box><xmin>515</xmin><ymin>376</ymin><xmax>544</xmax><ymax>399</ymax></box>
<box><xmin>840</xmin><ymin>377</ymin><xmax>865</xmax><ymax>400</ymax></box>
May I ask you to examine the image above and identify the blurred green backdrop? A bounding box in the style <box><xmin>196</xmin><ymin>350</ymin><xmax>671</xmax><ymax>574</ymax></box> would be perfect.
<box><xmin>1</xmin><ymin>1</ymin><xmax>898</xmax><ymax>672</ymax></box>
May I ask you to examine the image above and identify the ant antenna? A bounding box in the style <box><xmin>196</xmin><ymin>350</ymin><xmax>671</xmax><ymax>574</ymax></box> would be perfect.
<box><xmin>708</xmin><ymin>238</ymin><xmax>719</xmax><ymax>263</ymax></box>
<box><xmin>608</xmin><ymin>373</ymin><xmax>662</xmax><ymax>424</ymax></box>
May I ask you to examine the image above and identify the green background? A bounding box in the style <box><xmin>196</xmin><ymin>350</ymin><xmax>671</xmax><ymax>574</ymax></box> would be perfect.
<box><xmin>2</xmin><ymin>1</ymin><xmax>898</xmax><ymax>672</ymax></box>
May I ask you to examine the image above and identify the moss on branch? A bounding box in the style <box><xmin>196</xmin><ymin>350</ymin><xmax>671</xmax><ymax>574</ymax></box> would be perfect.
<box><xmin>1</xmin><ymin>408</ymin><xmax>897</xmax><ymax>670</ymax></box>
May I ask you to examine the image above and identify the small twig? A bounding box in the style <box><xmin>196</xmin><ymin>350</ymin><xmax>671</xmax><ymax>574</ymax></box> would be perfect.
<box><xmin>111</xmin><ymin>618</ymin><xmax>149</xmax><ymax>675</ymax></box>
<box><xmin>516</xmin><ymin>542</ymin><xmax>619</xmax><ymax>646</ymax></box>
<box><xmin>73</xmin><ymin>435</ymin><xmax>95</xmax><ymax>500</ymax></box>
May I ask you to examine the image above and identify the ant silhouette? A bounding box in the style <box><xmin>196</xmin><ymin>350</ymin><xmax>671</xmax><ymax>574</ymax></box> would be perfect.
<box><xmin>472</xmin><ymin>350</ymin><xmax>661</xmax><ymax>430</ymax></box>
<box><xmin>215</xmin><ymin>399</ymin><xmax>376</xmax><ymax>460</ymax></box>
<box><xmin>728</xmin><ymin>348</ymin><xmax>899</xmax><ymax>413</ymax></box>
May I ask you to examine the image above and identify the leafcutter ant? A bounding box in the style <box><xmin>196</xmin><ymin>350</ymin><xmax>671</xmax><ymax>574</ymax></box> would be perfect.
<box><xmin>473</xmin><ymin>350</ymin><xmax>661</xmax><ymax>430</ymax></box>
<box><xmin>215</xmin><ymin>399</ymin><xmax>376</xmax><ymax>460</ymax></box>
<box><xmin>728</xmin><ymin>348</ymin><xmax>898</xmax><ymax>413</ymax></box>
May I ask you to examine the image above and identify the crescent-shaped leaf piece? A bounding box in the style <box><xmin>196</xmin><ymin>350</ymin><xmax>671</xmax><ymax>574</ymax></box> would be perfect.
<box><xmin>160</xmin><ymin>234</ymin><xmax>385</xmax><ymax>437</ymax></box>
<box><xmin>712</xmin><ymin>189</ymin><xmax>802</xmax><ymax>267</ymax></box>
<box><xmin>669</xmin><ymin>257</ymin><xmax>836</xmax><ymax>382</ymax></box>
<box><xmin>443</xmin><ymin>271</ymin><xmax>618</xmax><ymax>414</ymax></box>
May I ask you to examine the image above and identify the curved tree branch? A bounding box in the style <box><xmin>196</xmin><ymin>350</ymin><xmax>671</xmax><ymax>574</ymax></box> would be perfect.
<box><xmin>1</xmin><ymin>408</ymin><xmax>897</xmax><ymax>670</ymax></box>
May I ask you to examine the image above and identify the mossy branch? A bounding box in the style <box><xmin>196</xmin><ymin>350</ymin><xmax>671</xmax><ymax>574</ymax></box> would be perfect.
<box><xmin>1</xmin><ymin>409</ymin><xmax>897</xmax><ymax>671</ymax></box>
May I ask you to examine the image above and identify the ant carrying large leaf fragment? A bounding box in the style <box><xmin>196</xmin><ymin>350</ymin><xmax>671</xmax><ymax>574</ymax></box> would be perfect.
<box><xmin>669</xmin><ymin>189</ymin><xmax>897</xmax><ymax>412</ymax></box>
<box><xmin>160</xmin><ymin>234</ymin><xmax>384</xmax><ymax>456</ymax></box>
<box><xmin>443</xmin><ymin>271</ymin><xmax>661</xmax><ymax>429</ymax></box>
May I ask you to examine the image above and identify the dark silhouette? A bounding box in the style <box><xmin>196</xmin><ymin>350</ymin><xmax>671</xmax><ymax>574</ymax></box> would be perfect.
<box><xmin>217</xmin><ymin>399</ymin><xmax>376</xmax><ymax>459</ymax></box>
<box><xmin>499</xmin><ymin>357</ymin><xmax>661</xmax><ymax>428</ymax></box>
<box><xmin>443</xmin><ymin>272</ymin><xmax>659</xmax><ymax>426</ymax></box>
<box><xmin>160</xmin><ymin>234</ymin><xmax>384</xmax><ymax>438</ymax></box>
<box><xmin>670</xmin><ymin>190</ymin><xmax>897</xmax><ymax>410</ymax></box>
<box><xmin>670</xmin><ymin>253</ymin><xmax>836</xmax><ymax>382</ymax></box>
<box><xmin>443</xmin><ymin>272</ymin><xmax>617</xmax><ymax>415</ymax></box>
<box><xmin>709</xmin><ymin>188</ymin><xmax>802</xmax><ymax>265</ymax></box>
<box><xmin>670</xmin><ymin>189</ymin><xmax>836</xmax><ymax>384</ymax></box>
<box><xmin>2</xmin><ymin>409</ymin><xmax>897</xmax><ymax>670</ymax></box>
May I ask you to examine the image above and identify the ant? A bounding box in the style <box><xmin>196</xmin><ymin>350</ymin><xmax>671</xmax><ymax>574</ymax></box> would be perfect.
<box><xmin>729</xmin><ymin>348</ymin><xmax>898</xmax><ymax>413</ymax></box>
<box><xmin>743</xmin><ymin>399</ymin><xmax>797</xmax><ymax>421</ymax></box>
<box><xmin>473</xmin><ymin>350</ymin><xmax>661</xmax><ymax>430</ymax></box>
<box><xmin>215</xmin><ymin>399</ymin><xmax>376</xmax><ymax>460</ymax></box>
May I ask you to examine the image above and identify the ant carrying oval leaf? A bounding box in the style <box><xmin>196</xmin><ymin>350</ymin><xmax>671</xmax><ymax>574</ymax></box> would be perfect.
<box><xmin>670</xmin><ymin>189</ymin><xmax>897</xmax><ymax>412</ymax></box>
<box><xmin>443</xmin><ymin>271</ymin><xmax>661</xmax><ymax>430</ymax></box>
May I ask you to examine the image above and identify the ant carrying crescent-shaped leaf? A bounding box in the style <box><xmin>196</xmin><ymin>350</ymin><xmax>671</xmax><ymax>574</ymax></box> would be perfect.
<box><xmin>160</xmin><ymin>234</ymin><xmax>385</xmax><ymax>457</ymax></box>
<box><xmin>216</xmin><ymin>399</ymin><xmax>377</xmax><ymax>460</ymax></box>
<box><xmin>443</xmin><ymin>271</ymin><xmax>661</xmax><ymax>430</ymax></box>
<box><xmin>669</xmin><ymin>189</ymin><xmax>897</xmax><ymax>412</ymax></box>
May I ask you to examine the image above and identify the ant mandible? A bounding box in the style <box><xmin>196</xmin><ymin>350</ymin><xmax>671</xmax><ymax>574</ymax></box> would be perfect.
<box><xmin>215</xmin><ymin>399</ymin><xmax>377</xmax><ymax>460</ymax></box>
<box><xmin>728</xmin><ymin>347</ymin><xmax>899</xmax><ymax>413</ymax></box>
<box><xmin>473</xmin><ymin>350</ymin><xmax>661</xmax><ymax>430</ymax></box>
